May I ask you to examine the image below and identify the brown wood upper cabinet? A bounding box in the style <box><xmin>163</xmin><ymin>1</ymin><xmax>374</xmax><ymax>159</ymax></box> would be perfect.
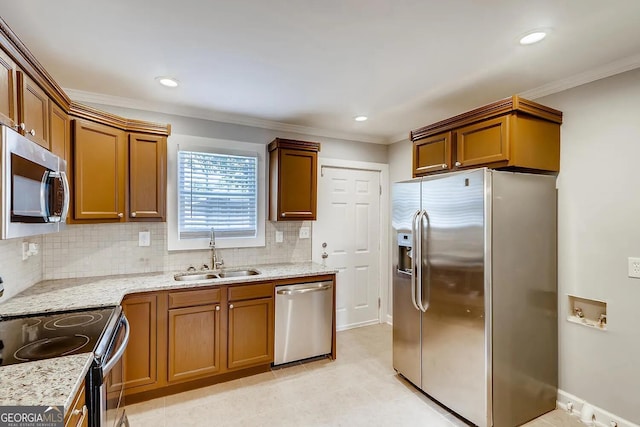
<box><xmin>0</xmin><ymin>49</ymin><xmax>16</xmax><ymax>129</ymax></box>
<box><xmin>17</xmin><ymin>70</ymin><xmax>49</xmax><ymax>149</ymax></box>
<box><xmin>71</xmin><ymin>120</ymin><xmax>167</xmax><ymax>222</ymax></box>
<box><xmin>129</xmin><ymin>133</ymin><xmax>166</xmax><ymax>220</ymax></box>
<box><xmin>49</xmin><ymin>101</ymin><xmax>70</xmax><ymax>160</ymax></box>
<box><xmin>410</xmin><ymin>96</ymin><xmax>563</xmax><ymax>177</ymax></box>
<box><xmin>269</xmin><ymin>138</ymin><xmax>320</xmax><ymax>221</ymax></box>
<box><xmin>73</xmin><ymin>119</ymin><xmax>127</xmax><ymax>220</ymax></box>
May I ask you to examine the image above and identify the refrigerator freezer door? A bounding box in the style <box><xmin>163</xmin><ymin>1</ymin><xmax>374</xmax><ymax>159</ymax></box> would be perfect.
<box><xmin>392</xmin><ymin>179</ymin><xmax>422</xmax><ymax>387</ymax></box>
<box><xmin>420</xmin><ymin>169</ymin><xmax>487</xmax><ymax>426</ymax></box>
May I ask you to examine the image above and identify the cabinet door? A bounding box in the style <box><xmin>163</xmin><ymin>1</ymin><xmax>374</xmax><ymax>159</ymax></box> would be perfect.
<box><xmin>129</xmin><ymin>133</ymin><xmax>166</xmax><ymax>220</ymax></box>
<box><xmin>277</xmin><ymin>148</ymin><xmax>317</xmax><ymax>220</ymax></box>
<box><xmin>17</xmin><ymin>70</ymin><xmax>49</xmax><ymax>149</ymax></box>
<box><xmin>227</xmin><ymin>297</ymin><xmax>274</xmax><ymax>370</ymax></box>
<box><xmin>120</xmin><ymin>294</ymin><xmax>158</xmax><ymax>390</ymax></box>
<box><xmin>49</xmin><ymin>102</ymin><xmax>69</xmax><ymax>160</ymax></box>
<box><xmin>0</xmin><ymin>50</ymin><xmax>16</xmax><ymax>128</ymax></box>
<box><xmin>73</xmin><ymin>120</ymin><xmax>126</xmax><ymax>220</ymax></box>
<box><xmin>455</xmin><ymin>116</ymin><xmax>508</xmax><ymax>168</ymax></box>
<box><xmin>412</xmin><ymin>132</ymin><xmax>452</xmax><ymax>176</ymax></box>
<box><xmin>64</xmin><ymin>380</ymin><xmax>88</xmax><ymax>427</ymax></box>
<box><xmin>168</xmin><ymin>304</ymin><xmax>221</xmax><ymax>382</ymax></box>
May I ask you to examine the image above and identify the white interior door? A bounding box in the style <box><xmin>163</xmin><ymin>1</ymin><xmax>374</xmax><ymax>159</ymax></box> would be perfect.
<box><xmin>312</xmin><ymin>165</ymin><xmax>381</xmax><ymax>330</ymax></box>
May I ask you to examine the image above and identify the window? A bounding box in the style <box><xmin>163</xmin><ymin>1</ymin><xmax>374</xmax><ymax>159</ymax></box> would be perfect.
<box><xmin>168</xmin><ymin>135</ymin><xmax>265</xmax><ymax>250</ymax></box>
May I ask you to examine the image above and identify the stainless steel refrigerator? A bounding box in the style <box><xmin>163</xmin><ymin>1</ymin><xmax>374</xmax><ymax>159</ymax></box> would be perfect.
<box><xmin>392</xmin><ymin>168</ymin><xmax>557</xmax><ymax>427</ymax></box>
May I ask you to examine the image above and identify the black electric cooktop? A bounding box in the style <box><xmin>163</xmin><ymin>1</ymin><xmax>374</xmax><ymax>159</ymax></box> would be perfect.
<box><xmin>0</xmin><ymin>307</ymin><xmax>116</xmax><ymax>367</ymax></box>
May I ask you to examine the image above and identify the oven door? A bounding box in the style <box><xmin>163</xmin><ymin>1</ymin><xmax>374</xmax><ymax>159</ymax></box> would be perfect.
<box><xmin>100</xmin><ymin>315</ymin><xmax>130</xmax><ymax>427</ymax></box>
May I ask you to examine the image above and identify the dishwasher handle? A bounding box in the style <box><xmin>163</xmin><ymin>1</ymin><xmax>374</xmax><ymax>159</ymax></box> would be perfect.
<box><xmin>276</xmin><ymin>283</ymin><xmax>332</xmax><ymax>295</ymax></box>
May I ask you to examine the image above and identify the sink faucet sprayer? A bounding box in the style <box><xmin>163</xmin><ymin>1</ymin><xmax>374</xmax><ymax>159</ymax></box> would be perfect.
<box><xmin>210</xmin><ymin>227</ymin><xmax>224</xmax><ymax>270</ymax></box>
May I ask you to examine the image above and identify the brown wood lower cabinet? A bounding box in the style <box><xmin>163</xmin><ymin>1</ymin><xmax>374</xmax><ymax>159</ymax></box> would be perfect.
<box><xmin>120</xmin><ymin>294</ymin><xmax>159</xmax><ymax>392</ymax></box>
<box><xmin>168</xmin><ymin>304</ymin><xmax>222</xmax><ymax>382</ymax></box>
<box><xmin>64</xmin><ymin>380</ymin><xmax>88</xmax><ymax>427</ymax></box>
<box><xmin>228</xmin><ymin>297</ymin><xmax>274</xmax><ymax>370</ymax></box>
<box><xmin>122</xmin><ymin>276</ymin><xmax>331</xmax><ymax>402</ymax></box>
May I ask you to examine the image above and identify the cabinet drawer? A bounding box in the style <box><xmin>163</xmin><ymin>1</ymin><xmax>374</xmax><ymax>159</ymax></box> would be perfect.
<box><xmin>169</xmin><ymin>288</ymin><xmax>222</xmax><ymax>309</ymax></box>
<box><xmin>228</xmin><ymin>283</ymin><xmax>273</xmax><ymax>301</ymax></box>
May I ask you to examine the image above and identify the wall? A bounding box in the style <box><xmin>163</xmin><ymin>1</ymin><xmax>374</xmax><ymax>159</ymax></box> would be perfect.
<box><xmin>538</xmin><ymin>68</ymin><xmax>640</xmax><ymax>424</ymax></box>
<box><xmin>0</xmin><ymin>237</ymin><xmax>43</xmax><ymax>302</ymax></box>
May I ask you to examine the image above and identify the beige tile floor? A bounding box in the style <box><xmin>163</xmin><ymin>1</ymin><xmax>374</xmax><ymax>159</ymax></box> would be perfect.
<box><xmin>125</xmin><ymin>324</ymin><xmax>582</xmax><ymax>426</ymax></box>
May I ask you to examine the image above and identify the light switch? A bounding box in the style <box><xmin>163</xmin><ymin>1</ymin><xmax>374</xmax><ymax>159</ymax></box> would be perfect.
<box><xmin>138</xmin><ymin>231</ymin><xmax>151</xmax><ymax>247</ymax></box>
<box><xmin>275</xmin><ymin>231</ymin><xmax>284</xmax><ymax>243</ymax></box>
<box><xmin>299</xmin><ymin>227</ymin><xmax>310</xmax><ymax>239</ymax></box>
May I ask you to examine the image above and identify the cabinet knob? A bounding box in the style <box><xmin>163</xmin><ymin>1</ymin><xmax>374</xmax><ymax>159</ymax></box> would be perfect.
<box><xmin>455</xmin><ymin>161</ymin><xmax>462</xmax><ymax>167</ymax></box>
<box><xmin>118</xmin><ymin>213</ymin><xmax>123</xmax><ymax>218</ymax></box>
<box><xmin>215</xmin><ymin>305</ymin><xmax>220</xmax><ymax>311</ymax></box>
<box><xmin>19</xmin><ymin>123</ymin><xmax>25</xmax><ymax>131</ymax></box>
<box><xmin>131</xmin><ymin>212</ymin><xmax>137</xmax><ymax>217</ymax></box>
<box><xmin>441</xmin><ymin>164</ymin><xmax>447</xmax><ymax>169</ymax></box>
<box><xmin>28</xmin><ymin>129</ymin><xmax>36</xmax><ymax>136</ymax></box>
<box><xmin>229</xmin><ymin>304</ymin><xmax>234</xmax><ymax>309</ymax></box>
<box><xmin>281</xmin><ymin>213</ymin><xmax>286</xmax><ymax>218</ymax></box>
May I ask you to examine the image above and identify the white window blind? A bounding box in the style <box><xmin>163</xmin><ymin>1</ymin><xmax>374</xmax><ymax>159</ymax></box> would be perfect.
<box><xmin>178</xmin><ymin>150</ymin><xmax>258</xmax><ymax>239</ymax></box>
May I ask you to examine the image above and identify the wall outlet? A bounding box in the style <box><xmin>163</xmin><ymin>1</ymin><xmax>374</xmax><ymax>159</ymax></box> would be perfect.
<box><xmin>628</xmin><ymin>257</ymin><xmax>640</xmax><ymax>278</ymax></box>
<box><xmin>275</xmin><ymin>230</ymin><xmax>284</xmax><ymax>243</ymax></box>
<box><xmin>299</xmin><ymin>227</ymin><xmax>310</xmax><ymax>239</ymax></box>
<box><xmin>138</xmin><ymin>231</ymin><xmax>151</xmax><ymax>247</ymax></box>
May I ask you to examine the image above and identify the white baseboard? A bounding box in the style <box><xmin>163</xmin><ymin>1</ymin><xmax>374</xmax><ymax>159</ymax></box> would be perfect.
<box><xmin>557</xmin><ymin>389</ymin><xmax>639</xmax><ymax>427</ymax></box>
<box><xmin>386</xmin><ymin>314</ymin><xmax>393</xmax><ymax>325</ymax></box>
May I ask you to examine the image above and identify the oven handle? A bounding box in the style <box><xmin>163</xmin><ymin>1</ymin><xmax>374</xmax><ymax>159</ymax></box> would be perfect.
<box><xmin>103</xmin><ymin>316</ymin><xmax>130</xmax><ymax>375</ymax></box>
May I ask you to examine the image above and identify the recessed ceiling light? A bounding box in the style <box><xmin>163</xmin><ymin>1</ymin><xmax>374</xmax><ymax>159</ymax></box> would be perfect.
<box><xmin>156</xmin><ymin>76</ymin><xmax>179</xmax><ymax>88</ymax></box>
<box><xmin>354</xmin><ymin>115</ymin><xmax>368</xmax><ymax>122</ymax></box>
<box><xmin>519</xmin><ymin>31</ymin><xmax>547</xmax><ymax>45</ymax></box>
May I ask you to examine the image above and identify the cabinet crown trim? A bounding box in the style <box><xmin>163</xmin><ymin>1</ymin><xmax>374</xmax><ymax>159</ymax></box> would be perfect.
<box><xmin>70</xmin><ymin>102</ymin><xmax>171</xmax><ymax>136</ymax></box>
<box><xmin>268</xmin><ymin>138</ymin><xmax>320</xmax><ymax>152</ymax></box>
<box><xmin>0</xmin><ymin>17</ymin><xmax>71</xmax><ymax>110</ymax></box>
<box><xmin>410</xmin><ymin>95</ymin><xmax>563</xmax><ymax>142</ymax></box>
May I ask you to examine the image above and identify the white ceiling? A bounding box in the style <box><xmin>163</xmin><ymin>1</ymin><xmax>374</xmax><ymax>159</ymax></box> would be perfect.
<box><xmin>2</xmin><ymin>0</ymin><xmax>640</xmax><ymax>144</ymax></box>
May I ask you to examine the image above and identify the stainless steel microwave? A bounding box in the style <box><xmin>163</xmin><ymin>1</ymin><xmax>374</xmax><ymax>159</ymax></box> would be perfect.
<box><xmin>1</xmin><ymin>125</ymin><xmax>69</xmax><ymax>239</ymax></box>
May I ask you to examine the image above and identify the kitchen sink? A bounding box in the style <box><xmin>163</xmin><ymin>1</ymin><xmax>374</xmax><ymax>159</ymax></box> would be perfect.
<box><xmin>217</xmin><ymin>269</ymin><xmax>261</xmax><ymax>278</ymax></box>
<box><xmin>173</xmin><ymin>268</ymin><xmax>261</xmax><ymax>281</ymax></box>
<box><xmin>173</xmin><ymin>272</ymin><xmax>220</xmax><ymax>281</ymax></box>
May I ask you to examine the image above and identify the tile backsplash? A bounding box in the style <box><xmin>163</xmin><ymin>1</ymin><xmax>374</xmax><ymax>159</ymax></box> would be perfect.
<box><xmin>43</xmin><ymin>221</ymin><xmax>312</xmax><ymax>280</ymax></box>
<box><xmin>0</xmin><ymin>236</ymin><xmax>43</xmax><ymax>302</ymax></box>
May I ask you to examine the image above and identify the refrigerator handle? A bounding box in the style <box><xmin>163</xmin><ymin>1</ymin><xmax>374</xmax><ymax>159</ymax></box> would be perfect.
<box><xmin>410</xmin><ymin>210</ymin><xmax>421</xmax><ymax>311</ymax></box>
<box><xmin>415</xmin><ymin>210</ymin><xmax>428</xmax><ymax>312</ymax></box>
<box><xmin>420</xmin><ymin>210</ymin><xmax>430</xmax><ymax>312</ymax></box>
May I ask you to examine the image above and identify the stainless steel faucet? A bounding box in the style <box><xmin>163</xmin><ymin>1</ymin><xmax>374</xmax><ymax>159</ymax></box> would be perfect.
<box><xmin>210</xmin><ymin>227</ymin><xmax>224</xmax><ymax>270</ymax></box>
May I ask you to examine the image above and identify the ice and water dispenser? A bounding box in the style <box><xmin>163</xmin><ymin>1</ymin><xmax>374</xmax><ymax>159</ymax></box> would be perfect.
<box><xmin>397</xmin><ymin>232</ymin><xmax>412</xmax><ymax>273</ymax></box>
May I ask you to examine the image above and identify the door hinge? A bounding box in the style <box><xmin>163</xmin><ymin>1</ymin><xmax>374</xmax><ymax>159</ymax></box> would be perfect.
<box><xmin>379</xmin><ymin>185</ymin><xmax>382</xmax><ymax>195</ymax></box>
<box><xmin>378</xmin><ymin>297</ymin><xmax>381</xmax><ymax>309</ymax></box>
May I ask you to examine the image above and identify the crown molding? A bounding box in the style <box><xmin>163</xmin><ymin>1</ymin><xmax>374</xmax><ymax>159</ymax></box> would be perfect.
<box><xmin>63</xmin><ymin>88</ymin><xmax>387</xmax><ymax>145</ymax></box>
<box><xmin>519</xmin><ymin>53</ymin><xmax>640</xmax><ymax>100</ymax></box>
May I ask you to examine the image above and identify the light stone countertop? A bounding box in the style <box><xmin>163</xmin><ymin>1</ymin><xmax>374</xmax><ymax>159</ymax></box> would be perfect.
<box><xmin>0</xmin><ymin>262</ymin><xmax>337</xmax><ymax>318</ymax></box>
<box><xmin>0</xmin><ymin>262</ymin><xmax>336</xmax><ymax>414</ymax></box>
<box><xmin>0</xmin><ymin>353</ymin><xmax>94</xmax><ymax>412</ymax></box>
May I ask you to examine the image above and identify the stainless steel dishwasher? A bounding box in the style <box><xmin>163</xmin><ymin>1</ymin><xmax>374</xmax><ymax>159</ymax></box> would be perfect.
<box><xmin>274</xmin><ymin>280</ymin><xmax>333</xmax><ymax>365</ymax></box>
